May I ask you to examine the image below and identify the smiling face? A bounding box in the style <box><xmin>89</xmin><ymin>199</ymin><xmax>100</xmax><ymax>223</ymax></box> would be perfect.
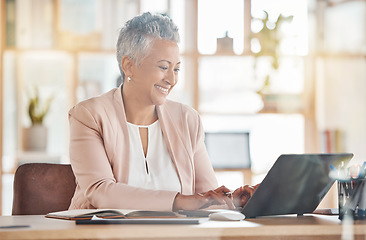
<box><xmin>124</xmin><ymin>39</ymin><xmax>181</xmax><ymax>107</ymax></box>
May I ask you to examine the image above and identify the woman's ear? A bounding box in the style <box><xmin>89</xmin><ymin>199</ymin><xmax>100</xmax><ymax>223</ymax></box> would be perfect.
<box><xmin>121</xmin><ymin>56</ymin><xmax>134</xmax><ymax>77</ymax></box>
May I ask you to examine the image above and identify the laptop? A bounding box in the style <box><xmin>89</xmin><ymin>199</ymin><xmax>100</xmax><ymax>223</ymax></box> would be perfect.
<box><xmin>241</xmin><ymin>153</ymin><xmax>354</xmax><ymax>218</ymax></box>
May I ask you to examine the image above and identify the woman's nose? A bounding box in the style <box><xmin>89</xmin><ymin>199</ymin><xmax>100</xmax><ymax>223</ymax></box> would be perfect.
<box><xmin>166</xmin><ymin>70</ymin><xmax>176</xmax><ymax>85</ymax></box>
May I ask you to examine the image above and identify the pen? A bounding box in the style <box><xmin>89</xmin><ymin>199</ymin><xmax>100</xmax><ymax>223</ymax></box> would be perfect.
<box><xmin>0</xmin><ymin>225</ymin><xmax>30</xmax><ymax>229</ymax></box>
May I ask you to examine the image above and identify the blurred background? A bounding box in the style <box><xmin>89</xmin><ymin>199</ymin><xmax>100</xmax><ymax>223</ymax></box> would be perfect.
<box><xmin>0</xmin><ymin>0</ymin><xmax>365</xmax><ymax>215</ymax></box>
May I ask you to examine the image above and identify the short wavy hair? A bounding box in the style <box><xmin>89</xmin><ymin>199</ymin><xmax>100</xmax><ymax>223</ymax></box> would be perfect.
<box><xmin>116</xmin><ymin>12</ymin><xmax>180</xmax><ymax>81</ymax></box>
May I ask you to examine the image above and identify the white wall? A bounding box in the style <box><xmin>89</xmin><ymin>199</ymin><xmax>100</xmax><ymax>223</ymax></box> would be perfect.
<box><xmin>316</xmin><ymin>58</ymin><xmax>366</xmax><ymax>165</ymax></box>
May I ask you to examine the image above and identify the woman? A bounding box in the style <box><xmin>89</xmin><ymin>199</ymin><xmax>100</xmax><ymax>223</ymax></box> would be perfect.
<box><xmin>68</xmin><ymin>12</ymin><xmax>257</xmax><ymax>211</ymax></box>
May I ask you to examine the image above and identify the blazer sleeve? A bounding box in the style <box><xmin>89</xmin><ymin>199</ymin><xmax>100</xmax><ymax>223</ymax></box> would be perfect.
<box><xmin>69</xmin><ymin>103</ymin><xmax>178</xmax><ymax>211</ymax></box>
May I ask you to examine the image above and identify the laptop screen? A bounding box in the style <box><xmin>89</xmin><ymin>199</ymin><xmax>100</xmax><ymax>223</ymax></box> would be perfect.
<box><xmin>242</xmin><ymin>153</ymin><xmax>353</xmax><ymax>218</ymax></box>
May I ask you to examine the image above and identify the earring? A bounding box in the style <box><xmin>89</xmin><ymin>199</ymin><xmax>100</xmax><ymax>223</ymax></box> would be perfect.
<box><xmin>127</xmin><ymin>76</ymin><xmax>131</xmax><ymax>82</ymax></box>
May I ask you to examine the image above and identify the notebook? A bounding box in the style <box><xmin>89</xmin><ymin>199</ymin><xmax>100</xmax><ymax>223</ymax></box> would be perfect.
<box><xmin>241</xmin><ymin>153</ymin><xmax>353</xmax><ymax>218</ymax></box>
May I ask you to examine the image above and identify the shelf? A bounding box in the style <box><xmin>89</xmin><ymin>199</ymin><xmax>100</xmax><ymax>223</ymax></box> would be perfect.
<box><xmin>258</xmin><ymin>93</ymin><xmax>303</xmax><ymax>114</ymax></box>
<box><xmin>3</xmin><ymin>48</ymin><xmax>116</xmax><ymax>53</ymax></box>
<box><xmin>314</xmin><ymin>53</ymin><xmax>366</xmax><ymax>58</ymax></box>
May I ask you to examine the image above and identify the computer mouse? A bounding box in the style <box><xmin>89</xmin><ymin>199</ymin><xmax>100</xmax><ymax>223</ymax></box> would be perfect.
<box><xmin>209</xmin><ymin>211</ymin><xmax>245</xmax><ymax>221</ymax></box>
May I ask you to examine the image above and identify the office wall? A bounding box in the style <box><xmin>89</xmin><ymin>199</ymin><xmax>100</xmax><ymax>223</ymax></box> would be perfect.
<box><xmin>315</xmin><ymin>1</ymin><xmax>366</xmax><ymax>164</ymax></box>
<box><xmin>316</xmin><ymin>58</ymin><xmax>366</xmax><ymax>164</ymax></box>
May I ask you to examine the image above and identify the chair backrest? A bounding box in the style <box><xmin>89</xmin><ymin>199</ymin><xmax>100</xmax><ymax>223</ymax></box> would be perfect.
<box><xmin>12</xmin><ymin>163</ymin><xmax>76</xmax><ymax>215</ymax></box>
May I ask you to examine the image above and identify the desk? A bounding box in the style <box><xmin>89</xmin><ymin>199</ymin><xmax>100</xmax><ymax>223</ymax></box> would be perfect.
<box><xmin>16</xmin><ymin>151</ymin><xmax>60</xmax><ymax>166</ymax></box>
<box><xmin>0</xmin><ymin>214</ymin><xmax>366</xmax><ymax>240</ymax></box>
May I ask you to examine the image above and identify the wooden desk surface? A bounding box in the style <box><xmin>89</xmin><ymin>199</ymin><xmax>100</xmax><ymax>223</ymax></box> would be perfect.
<box><xmin>0</xmin><ymin>214</ymin><xmax>365</xmax><ymax>240</ymax></box>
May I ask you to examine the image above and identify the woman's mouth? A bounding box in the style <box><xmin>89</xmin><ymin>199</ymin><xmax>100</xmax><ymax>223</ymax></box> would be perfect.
<box><xmin>154</xmin><ymin>84</ymin><xmax>169</xmax><ymax>95</ymax></box>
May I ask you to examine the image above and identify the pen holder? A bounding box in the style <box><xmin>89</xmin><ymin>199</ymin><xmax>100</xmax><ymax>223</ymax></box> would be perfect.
<box><xmin>338</xmin><ymin>179</ymin><xmax>366</xmax><ymax>220</ymax></box>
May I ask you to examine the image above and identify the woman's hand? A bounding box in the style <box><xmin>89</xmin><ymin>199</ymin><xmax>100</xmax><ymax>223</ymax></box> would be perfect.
<box><xmin>232</xmin><ymin>184</ymin><xmax>260</xmax><ymax>208</ymax></box>
<box><xmin>172</xmin><ymin>185</ymin><xmax>235</xmax><ymax>211</ymax></box>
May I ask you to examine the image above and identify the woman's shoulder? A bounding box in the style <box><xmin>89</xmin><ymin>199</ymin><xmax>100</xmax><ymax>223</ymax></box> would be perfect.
<box><xmin>161</xmin><ymin>100</ymin><xmax>203</xmax><ymax>145</ymax></box>
<box><xmin>160</xmin><ymin>100</ymin><xmax>201</xmax><ymax>131</ymax></box>
<box><xmin>69</xmin><ymin>88</ymin><xmax>121</xmax><ymax>118</ymax></box>
<box><xmin>163</xmin><ymin>100</ymin><xmax>199</xmax><ymax>118</ymax></box>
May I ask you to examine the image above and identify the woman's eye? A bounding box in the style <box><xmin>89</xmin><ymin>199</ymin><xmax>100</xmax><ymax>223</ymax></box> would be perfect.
<box><xmin>174</xmin><ymin>68</ymin><xmax>180</xmax><ymax>72</ymax></box>
<box><xmin>159</xmin><ymin>66</ymin><xmax>168</xmax><ymax>71</ymax></box>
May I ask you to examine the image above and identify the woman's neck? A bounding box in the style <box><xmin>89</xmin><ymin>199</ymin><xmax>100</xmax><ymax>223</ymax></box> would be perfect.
<box><xmin>122</xmin><ymin>87</ymin><xmax>158</xmax><ymax>125</ymax></box>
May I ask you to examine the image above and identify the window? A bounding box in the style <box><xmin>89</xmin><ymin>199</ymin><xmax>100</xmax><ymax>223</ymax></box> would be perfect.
<box><xmin>198</xmin><ymin>0</ymin><xmax>244</xmax><ymax>54</ymax></box>
<box><xmin>323</xmin><ymin>1</ymin><xmax>366</xmax><ymax>53</ymax></box>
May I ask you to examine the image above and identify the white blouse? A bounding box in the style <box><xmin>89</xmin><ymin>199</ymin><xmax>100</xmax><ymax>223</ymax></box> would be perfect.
<box><xmin>127</xmin><ymin>120</ymin><xmax>181</xmax><ymax>192</ymax></box>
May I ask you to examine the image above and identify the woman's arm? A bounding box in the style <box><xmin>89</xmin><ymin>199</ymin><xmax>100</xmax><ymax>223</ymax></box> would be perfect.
<box><xmin>171</xmin><ymin>111</ymin><xmax>236</xmax><ymax>210</ymax></box>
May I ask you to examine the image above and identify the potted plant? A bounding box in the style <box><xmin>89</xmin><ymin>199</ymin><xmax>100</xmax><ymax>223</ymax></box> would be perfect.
<box><xmin>22</xmin><ymin>87</ymin><xmax>54</xmax><ymax>151</ymax></box>
<box><xmin>251</xmin><ymin>11</ymin><xmax>294</xmax><ymax>112</ymax></box>
<box><xmin>252</xmin><ymin>11</ymin><xmax>293</xmax><ymax>94</ymax></box>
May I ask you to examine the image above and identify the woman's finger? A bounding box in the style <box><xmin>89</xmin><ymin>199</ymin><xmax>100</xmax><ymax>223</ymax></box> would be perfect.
<box><xmin>214</xmin><ymin>185</ymin><xmax>232</xmax><ymax>193</ymax></box>
<box><xmin>203</xmin><ymin>190</ymin><xmax>235</xmax><ymax>210</ymax></box>
<box><xmin>214</xmin><ymin>185</ymin><xmax>233</xmax><ymax>199</ymax></box>
<box><xmin>232</xmin><ymin>185</ymin><xmax>258</xmax><ymax>207</ymax></box>
<box><xmin>233</xmin><ymin>186</ymin><xmax>246</xmax><ymax>199</ymax></box>
<box><xmin>243</xmin><ymin>185</ymin><xmax>256</xmax><ymax>196</ymax></box>
<box><xmin>234</xmin><ymin>185</ymin><xmax>257</xmax><ymax>196</ymax></box>
<box><xmin>173</xmin><ymin>193</ymin><xmax>209</xmax><ymax>211</ymax></box>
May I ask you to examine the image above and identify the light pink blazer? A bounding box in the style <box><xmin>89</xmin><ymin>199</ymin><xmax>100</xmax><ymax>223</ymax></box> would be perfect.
<box><xmin>68</xmin><ymin>85</ymin><xmax>218</xmax><ymax>211</ymax></box>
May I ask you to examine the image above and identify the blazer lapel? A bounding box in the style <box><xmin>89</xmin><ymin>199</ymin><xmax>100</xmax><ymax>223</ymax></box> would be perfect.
<box><xmin>157</xmin><ymin>104</ymin><xmax>195</xmax><ymax>195</ymax></box>
<box><xmin>112</xmin><ymin>85</ymin><xmax>130</xmax><ymax>183</ymax></box>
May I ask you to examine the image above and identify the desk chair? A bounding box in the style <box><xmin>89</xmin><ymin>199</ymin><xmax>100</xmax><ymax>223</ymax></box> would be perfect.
<box><xmin>12</xmin><ymin>163</ymin><xmax>76</xmax><ymax>215</ymax></box>
<box><xmin>205</xmin><ymin>132</ymin><xmax>252</xmax><ymax>185</ymax></box>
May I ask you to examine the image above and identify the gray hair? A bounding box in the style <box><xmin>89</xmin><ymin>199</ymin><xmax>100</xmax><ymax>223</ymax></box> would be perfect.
<box><xmin>116</xmin><ymin>12</ymin><xmax>180</xmax><ymax>82</ymax></box>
